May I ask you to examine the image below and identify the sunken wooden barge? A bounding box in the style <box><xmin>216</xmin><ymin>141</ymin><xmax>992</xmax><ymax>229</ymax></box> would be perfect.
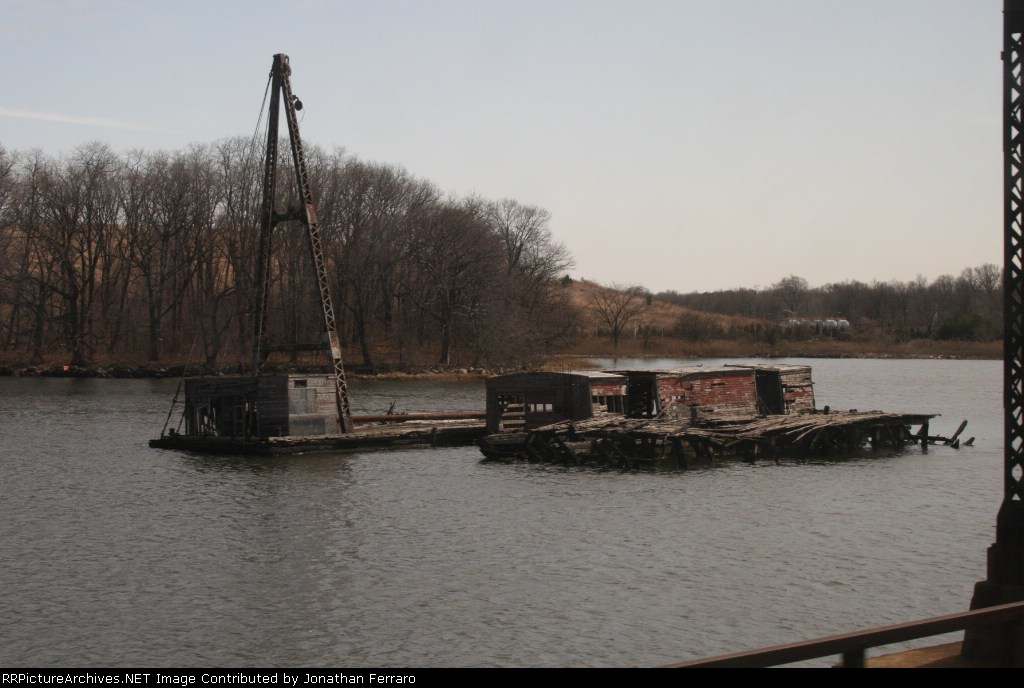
<box><xmin>149</xmin><ymin>373</ymin><xmax>488</xmax><ymax>455</ymax></box>
<box><xmin>479</xmin><ymin>365</ymin><xmax>954</xmax><ymax>465</ymax></box>
<box><xmin>149</xmin><ymin>420</ymin><xmax>487</xmax><ymax>456</ymax></box>
<box><xmin>150</xmin><ymin>364</ymin><xmax>956</xmax><ymax>460</ymax></box>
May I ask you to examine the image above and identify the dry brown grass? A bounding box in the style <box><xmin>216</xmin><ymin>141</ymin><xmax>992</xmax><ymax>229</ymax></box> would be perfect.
<box><xmin>562</xmin><ymin>334</ymin><xmax>1000</xmax><ymax>361</ymax></box>
<box><xmin>562</xmin><ymin>280</ymin><xmax>1000</xmax><ymax>361</ymax></box>
<box><xmin>567</xmin><ymin>279</ymin><xmax>685</xmax><ymax>331</ymax></box>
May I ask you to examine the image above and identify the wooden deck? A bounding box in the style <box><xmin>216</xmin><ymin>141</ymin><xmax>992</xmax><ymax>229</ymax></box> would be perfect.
<box><xmin>150</xmin><ymin>418</ymin><xmax>488</xmax><ymax>456</ymax></box>
<box><xmin>479</xmin><ymin>410</ymin><xmax>945</xmax><ymax>466</ymax></box>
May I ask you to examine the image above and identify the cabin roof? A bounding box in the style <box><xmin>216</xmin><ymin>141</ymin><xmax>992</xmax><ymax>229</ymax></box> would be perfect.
<box><xmin>605</xmin><ymin>364</ymin><xmax>812</xmax><ymax>377</ymax></box>
<box><xmin>565</xmin><ymin>370</ymin><xmax>626</xmax><ymax>381</ymax></box>
<box><xmin>485</xmin><ymin>365</ymin><xmax>814</xmax><ymax>391</ymax></box>
<box><xmin>605</xmin><ymin>366</ymin><xmax>751</xmax><ymax>377</ymax></box>
<box><xmin>486</xmin><ymin>370</ymin><xmax>625</xmax><ymax>385</ymax></box>
<box><xmin>724</xmin><ymin>363</ymin><xmax>812</xmax><ymax>374</ymax></box>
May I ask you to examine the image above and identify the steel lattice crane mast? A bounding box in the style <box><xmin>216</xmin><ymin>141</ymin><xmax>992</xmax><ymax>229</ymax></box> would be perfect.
<box><xmin>252</xmin><ymin>53</ymin><xmax>353</xmax><ymax>433</ymax></box>
<box><xmin>963</xmin><ymin>0</ymin><xmax>1024</xmax><ymax>664</ymax></box>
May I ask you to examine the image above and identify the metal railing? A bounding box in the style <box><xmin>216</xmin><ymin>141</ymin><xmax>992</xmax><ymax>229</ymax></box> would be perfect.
<box><xmin>663</xmin><ymin>600</ymin><xmax>1024</xmax><ymax>668</ymax></box>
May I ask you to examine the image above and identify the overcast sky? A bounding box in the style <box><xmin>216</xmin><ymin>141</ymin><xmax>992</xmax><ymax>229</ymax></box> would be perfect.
<box><xmin>0</xmin><ymin>0</ymin><xmax>1003</xmax><ymax>293</ymax></box>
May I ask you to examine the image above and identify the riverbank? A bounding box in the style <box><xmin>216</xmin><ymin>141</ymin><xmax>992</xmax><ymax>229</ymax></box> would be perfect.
<box><xmin>0</xmin><ymin>361</ymin><xmax>499</xmax><ymax>380</ymax></box>
<box><xmin>0</xmin><ymin>338</ymin><xmax>1000</xmax><ymax>380</ymax></box>
<box><xmin>561</xmin><ymin>336</ymin><xmax>1002</xmax><ymax>361</ymax></box>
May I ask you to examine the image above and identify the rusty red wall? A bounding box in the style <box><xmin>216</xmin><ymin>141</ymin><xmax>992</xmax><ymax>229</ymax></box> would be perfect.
<box><xmin>591</xmin><ymin>381</ymin><xmax>626</xmax><ymax>397</ymax></box>
<box><xmin>656</xmin><ymin>370</ymin><xmax>758</xmax><ymax>417</ymax></box>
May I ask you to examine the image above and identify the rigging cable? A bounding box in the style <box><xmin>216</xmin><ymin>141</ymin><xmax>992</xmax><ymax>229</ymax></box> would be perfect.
<box><xmin>160</xmin><ymin>329</ymin><xmax>201</xmax><ymax>438</ymax></box>
<box><xmin>248</xmin><ymin>71</ymin><xmax>272</xmax><ymax>172</ymax></box>
<box><xmin>241</xmin><ymin>70</ymin><xmax>272</xmax><ymax>366</ymax></box>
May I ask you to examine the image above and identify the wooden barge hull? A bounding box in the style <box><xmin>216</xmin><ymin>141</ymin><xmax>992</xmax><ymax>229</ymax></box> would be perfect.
<box><xmin>150</xmin><ymin>420</ymin><xmax>488</xmax><ymax>456</ymax></box>
<box><xmin>479</xmin><ymin>411</ymin><xmax>941</xmax><ymax>466</ymax></box>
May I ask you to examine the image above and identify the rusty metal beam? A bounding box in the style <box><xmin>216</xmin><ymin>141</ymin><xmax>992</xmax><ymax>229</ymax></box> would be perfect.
<box><xmin>1000</xmin><ymin>0</ymin><xmax>1024</xmax><ymax>534</ymax></box>
<box><xmin>964</xmin><ymin>0</ymin><xmax>1024</xmax><ymax>664</ymax></box>
<box><xmin>252</xmin><ymin>59</ymin><xmax>282</xmax><ymax>378</ymax></box>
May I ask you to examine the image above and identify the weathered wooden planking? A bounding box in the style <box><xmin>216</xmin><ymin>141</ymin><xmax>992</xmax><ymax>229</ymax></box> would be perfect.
<box><xmin>479</xmin><ymin>410</ymin><xmax>938</xmax><ymax>463</ymax></box>
<box><xmin>152</xmin><ymin>419</ymin><xmax>487</xmax><ymax>456</ymax></box>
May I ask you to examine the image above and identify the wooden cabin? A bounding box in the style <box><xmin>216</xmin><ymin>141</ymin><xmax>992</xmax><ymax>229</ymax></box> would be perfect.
<box><xmin>485</xmin><ymin>365</ymin><xmax>815</xmax><ymax>432</ymax></box>
<box><xmin>181</xmin><ymin>374</ymin><xmax>341</xmax><ymax>439</ymax></box>
<box><xmin>612</xmin><ymin>364</ymin><xmax>815</xmax><ymax>421</ymax></box>
<box><xmin>485</xmin><ymin>371</ymin><xmax>626</xmax><ymax>432</ymax></box>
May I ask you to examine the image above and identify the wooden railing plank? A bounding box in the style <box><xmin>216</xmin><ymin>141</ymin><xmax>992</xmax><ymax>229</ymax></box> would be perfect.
<box><xmin>662</xmin><ymin>600</ymin><xmax>1024</xmax><ymax>668</ymax></box>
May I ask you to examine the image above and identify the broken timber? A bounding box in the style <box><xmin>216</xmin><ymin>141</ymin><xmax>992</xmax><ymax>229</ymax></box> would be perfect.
<box><xmin>150</xmin><ymin>418</ymin><xmax>488</xmax><ymax>456</ymax></box>
<box><xmin>478</xmin><ymin>410</ymin><xmax>941</xmax><ymax>466</ymax></box>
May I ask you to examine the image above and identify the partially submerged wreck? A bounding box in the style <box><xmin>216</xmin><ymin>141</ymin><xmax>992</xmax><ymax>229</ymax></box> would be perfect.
<box><xmin>150</xmin><ymin>54</ymin><xmax>488</xmax><ymax>457</ymax></box>
<box><xmin>486</xmin><ymin>364</ymin><xmax>815</xmax><ymax>432</ymax></box>
<box><xmin>480</xmin><ymin>365</ymin><xmax>950</xmax><ymax>465</ymax></box>
<box><xmin>150</xmin><ymin>373</ymin><xmax>488</xmax><ymax>455</ymax></box>
<box><xmin>151</xmin><ymin>363</ymin><xmax>955</xmax><ymax>460</ymax></box>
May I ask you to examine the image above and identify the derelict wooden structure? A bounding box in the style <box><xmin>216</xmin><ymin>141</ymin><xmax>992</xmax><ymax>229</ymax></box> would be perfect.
<box><xmin>180</xmin><ymin>374</ymin><xmax>341</xmax><ymax>439</ymax></box>
<box><xmin>479</xmin><ymin>365</ymin><xmax>955</xmax><ymax>464</ymax></box>
<box><xmin>479</xmin><ymin>410</ymin><xmax>941</xmax><ymax>466</ymax></box>
<box><xmin>485</xmin><ymin>371</ymin><xmax>626</xmax><ymax>432</ymax></box>
<box><xmin>485</xmin><ymin>364</ymin><xmax>815</xmax><ymax>433</ymax></box>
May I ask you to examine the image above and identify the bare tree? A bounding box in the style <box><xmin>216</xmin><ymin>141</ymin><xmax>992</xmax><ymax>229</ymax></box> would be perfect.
<box><xmin>210</xmin><ymin>137</ymin><xmax>263</xmax><ymax>361</ymax></box>
<box><xmin>773</xmin><ymin>274</ymin><xmax>809</xmax><ymax>317</ymax></box>
<box><xmin>3</xmin><ymin>151</ymin><xmax>57</xmax><ymax>360</ymax></box>
<box><xmin>37</xmin><ymin>143</ymin><xmax>121</xmax><ymax>366</ymax></box>
<box><xmin>321</xmin><ymin>158</ymin><xmax>427</xmax><ymax>368</ymax></box>
<box><xmin>407</xmin><ymin>199</ymin><xmax>503</xmax><ymax>366</ymax></box>
<box><xmin>487</xmin><ymin>199</ymin><xmax>571</xmax><ymax>276</ymax></box>
<box><xmin>0</xmin><ymin>146</ymin><xmax>19</xmax><ymax>348</ymax></box>
<box><xmin>0</xmin><ymin>146</ymin><xmax>15</xmax><ymax>226</ymax></box>
<box><xmin>589</xmin><ymin>282</ymin><xmax>649</xmax><ymax>350</ymax></box>
<box><xmin>123</xmin><ymin>150</ymin><xmax>210</xmax><ymax>361</ymax></box>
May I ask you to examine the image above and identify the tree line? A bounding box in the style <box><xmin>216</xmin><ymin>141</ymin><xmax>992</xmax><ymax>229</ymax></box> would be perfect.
<box><xmin>0</xmin><ymin>140</ymin><xmax>575</xmax><ymax>370</ymax></box>
<box><xmin>656</xmin><ymin>267</ymin><xmax>1003</xmax><ymax>343</ymax></box>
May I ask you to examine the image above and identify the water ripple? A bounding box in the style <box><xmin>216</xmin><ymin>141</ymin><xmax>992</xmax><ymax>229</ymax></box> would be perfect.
<box><xmin>0</xmin><ymin>361</ymin><xmax>1002</xmax><ymax>666</ymax></box>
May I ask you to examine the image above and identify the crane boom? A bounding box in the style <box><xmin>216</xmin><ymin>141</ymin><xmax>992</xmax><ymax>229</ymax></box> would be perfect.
<box><xmin>252</xmin><ymin>53</ymin><xmax>353</xmax><ymax>433</ymax></box>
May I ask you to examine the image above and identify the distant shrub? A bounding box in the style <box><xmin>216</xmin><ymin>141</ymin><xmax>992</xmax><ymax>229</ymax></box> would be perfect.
<box><xmin>935</xmin><ymin>312</ymin><xmax>984</xmax><ymax>341</ymax></box>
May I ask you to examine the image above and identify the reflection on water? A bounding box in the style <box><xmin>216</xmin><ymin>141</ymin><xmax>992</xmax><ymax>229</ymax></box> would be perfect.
<box><xmin>0</xmin><ymin>359</ymin><xmax>1004</xmax><ymax>666</ymax></box>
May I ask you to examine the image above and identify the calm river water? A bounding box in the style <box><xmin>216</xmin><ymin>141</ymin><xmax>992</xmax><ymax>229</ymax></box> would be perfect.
<box><xmin>0</xmin><ymin>358</ymin><xmax>1004</xmax><ymax>667</ymax></box>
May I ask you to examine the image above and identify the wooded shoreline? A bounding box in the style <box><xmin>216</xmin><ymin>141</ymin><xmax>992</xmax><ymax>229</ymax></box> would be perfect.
<box><xmin>0</xmin><ymin>142</ymin><xmax>1003</xmax><ymax>379</ymax></box>
<box><xmin>0</xmin><ymin>341</ymin><xmax>1000</xmax><ymax>380</ymax></box>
